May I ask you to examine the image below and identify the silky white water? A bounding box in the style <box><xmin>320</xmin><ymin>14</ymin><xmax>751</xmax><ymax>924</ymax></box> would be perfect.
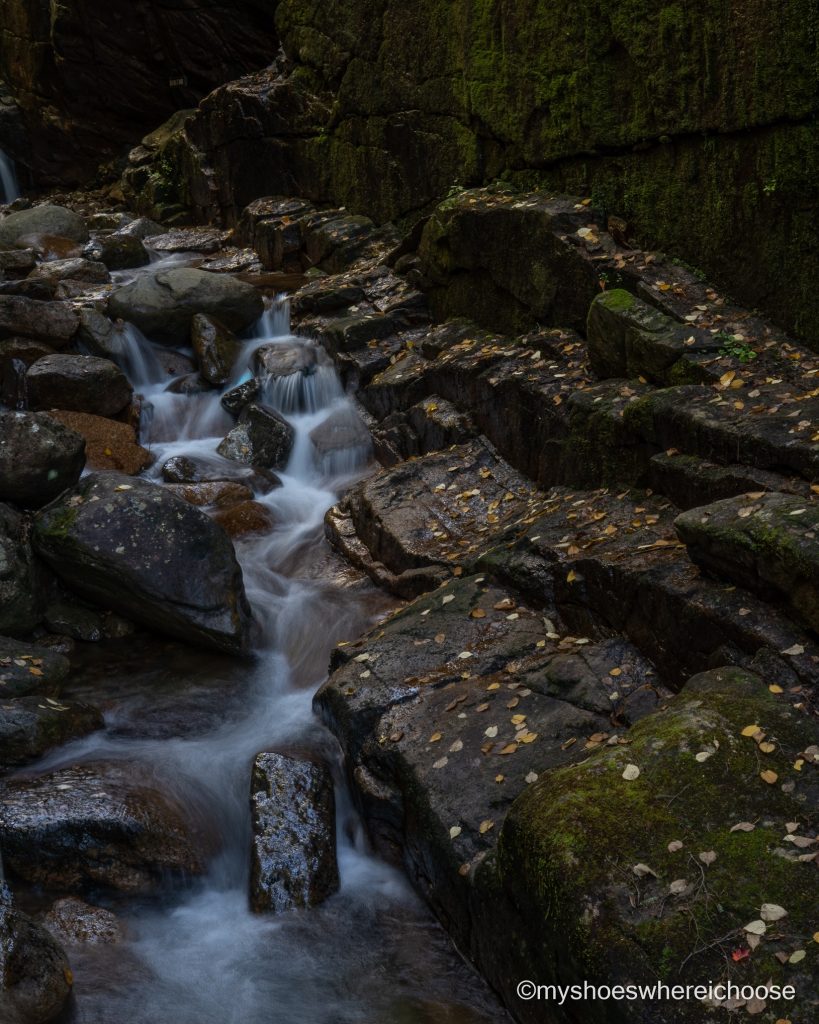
<box><xmin>40</xmin><ymin>297</ymin><xmax>503</xmax><ymax>1024</ymax></box>
<box><xmin>0</xmin><ymin>149</ymin><xmax>19</xmax><ymax>204</ymax></box>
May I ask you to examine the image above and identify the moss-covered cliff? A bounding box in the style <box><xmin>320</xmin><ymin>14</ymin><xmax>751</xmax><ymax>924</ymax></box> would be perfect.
<box><xmin>130</xmin><ymin>1</ymin><xmax>819</xmax><ymax>341</ymax></box>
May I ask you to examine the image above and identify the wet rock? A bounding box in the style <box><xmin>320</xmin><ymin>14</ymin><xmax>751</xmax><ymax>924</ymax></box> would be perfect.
<box><xmin>213</xmin><ymin>500</ymin><xmax>275</xmax><ymax>538</ymax></box>
<box><xmin>0</xmin><ymin>405</ymin><xmax>84</xmax><ymax>505</ymax></box>
<box><xmin>0</xmin><ymin>637</ymin><xmax>69</xmax><ymax>699</ymax></box>
<box><xmin>675</xmin><ymin>492</ymin><xmax>819</xmax><ymax>632</ymax></box>
<box><xmin>117</xmin><ymin>217</ymin><xmax>163</xmax><ymax>241</ymax></box>
<box><xmin>42</xmin><ymin>898</ymin><xmax>122</xmax><ymax>946</ymax></box>
<box><xmin>165</xmin><ymin>481</ymin><xmax>253</xmax><ymax>509</ymax></box>
<box><xmin>0</xmin><ymin>882</ymin><xmax>72</xmax><ymax>1024</ymax></box>
<box><xmin>217</xmin><ymin>404</ymin><xmax>295</xmax><ymax>470</ymax></box>
<box><xmin>0</xmin><ymin>250</ymin><xmax>37</xmax><ymax>274</ymax></box>
<box><xmin>316</xmin><ymin>575</ymin><xmax>667</xmax><ymax>939</ymax></box>
<box><xmin>0</xmin><ymin>338</ymin><xmax>54</xmax><ymax>407</ymax></box>
<box><xmin>143</xmin><ymin>227</ymin><xmax>229</xmax><ymax>254</ymax></box>
<box><xmin>221</xmin><ymin>377</ymin><xmax>261</xmax><ymax>416</ymax></box>
<box><xmin>490</xmin><ymin>668</ymin><xmax>819</xmax><ymax>1024</ymax></box>
<box><xmin>0</xmin><ymin>206</ymin><xmax>88</xmax><ymax>248</ymax></box>
<box><xmin>82</xmin><ymin>233</ymin><xmax>149</xmax><ymax>271</ymax></box>
<box><xmin>253</xmin><ymin>341</ymin><xmax>331</xmax><ymax>378</ymax></box>
<box><xmin>309</xmin><ymin>406</ymin><xmax>371</xmax><ymax>470</ymax></box>
<box><xmin>165</xmin><ymin>372</ymin><xmax>215</xmax><ymax>396</ymax></box>
<box><xmin>46</xmin><ymin>410</ymin><xmax>150</xmax><ymax>475</ymax></box>
<box><xmin>0</xmin><ymin>697</ymin><xmax>103</xmax><ymax>772</ymax></box>
<box><xmin>28</xmin><ymin>257</ymin><xmax>109</xmax><ymax>287</ymax></box>
<box><xmin>375</xmin><ymin>397</ymin><xmax>476</xmax><ymax>464</ymax></box>
<box><xmin>44</xmin><ymin>603</ymin><xmax>104</xmax><ymax>642</ymax></box>
<box><xmin>108</xmin><ymin>268</ymin><xmax>264</xmax><ymax>345</ymax></box>
<box><xmin>191</xmin><ymin>313</ymin><xmax>239</xmax><ymax>385</ymax></box>
<box><xmin>0</xmin><ymin>761</ymin><xmax>207</xmax><ymax>893</ymax></box>
<box><xmin>33</xmin><ymin>473</ymin><xmax>252</xmax><ymax>655</ymax></box>
<box><xmin>0</xmin><ymin>295</ymin><xmax>79</xmax><ymax>346</ymax></box>
<box><xmin>0</xmin><ymin>504</ymin><xmax>40</xmax><ymax>635</ymax></box>
<box><xmin>75</xmin><ymin>308</ymin><xmax>120</xmax><ymax>358</ymax></box>
<box><xmin>160</xmin><ymin>454</ymin><xmax>280</xmax><ymax>493</ymax></box>
<box><xmin>26</xmin><ymin>354</ymin><xmax>132</xmax><ymax>416</ymax></box>
<box><xmin>250</xmin><ymin>751</ymin><xmax>339</xmax><ymax>913</ymax></box>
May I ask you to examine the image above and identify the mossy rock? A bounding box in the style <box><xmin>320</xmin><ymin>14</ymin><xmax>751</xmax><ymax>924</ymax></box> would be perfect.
<box><xmin>488</xmin><ymin>667</ymin><xmax>818</xmax><ymax>1023</ymax></box>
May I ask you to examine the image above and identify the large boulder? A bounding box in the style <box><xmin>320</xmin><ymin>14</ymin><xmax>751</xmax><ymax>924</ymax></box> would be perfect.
<box><xmin>0</xmin><ymin>410</ymin><xmax>85</xmax><ymax>508</ymax></box>
<box><xmin>107</xmin><ymin>268</ymin><xmax>264</xmax><ymax>345</ymax></box>
<box><xmin>676</xmin><ymin>492</ymin><xmax>819</xmax><ymax>633</ymax></box>
<box><xmin>0</xmin><ymin>295</ymin><xmax>79</xmax><ymax>346</ymax></box>
<box><xmin>0</xmin><ymin>761</ymin><xmax>207</xmax><ymax>893</ymax></box>
<box><xmin>26</xmin><ymin>353</ymin><xmax>132</xmax><ymax>416</ymax></box>
<box><xmin>0</xmin><ymin>504</ymin><xmax>40</xmax><ymax>636</ymax></box>
<box><xmin>217</xmin><ymin>403</ymin><xmax>295</xmax><ymax>470</ymax></box>
<box><xmin>33</xmin><ymin>473</ymin><xmax>252</xmax><ymax>655</ymax></box>
<box><xmin>488</xmin><ymin>668</ymin><xmax>819</xmax><ymax>1024</ymax></box>
<box><xmin>0</xmin><ymin>883</ymin><xmax>73</xmax><ymax>1024</ymax></box>
<box><xmin>0</xmin><ymin>205</ymin><xmax>88</xmax><ymax>248</ymax></box>
<box><xmin>249</xmin><ymin>751</ymin><xmax>339</xmax><ymax>913</ymax></box>
<box><xmin>0</xmin><ymin>697</ymin><xmax>103</xmax><ymax>772</ymax></box>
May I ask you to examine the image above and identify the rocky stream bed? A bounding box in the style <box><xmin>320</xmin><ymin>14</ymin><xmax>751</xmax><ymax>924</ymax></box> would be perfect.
<box><xmin>0</xmin><ymin>187</ymin><xmax>816</xmax><ymax>1024</ymax></box>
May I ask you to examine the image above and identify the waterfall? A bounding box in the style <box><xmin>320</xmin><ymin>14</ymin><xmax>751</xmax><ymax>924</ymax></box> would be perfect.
<box><xmin>0</xmin><ymin>149</ymin><xmax>19</xmax><ymax>204</ymax></box>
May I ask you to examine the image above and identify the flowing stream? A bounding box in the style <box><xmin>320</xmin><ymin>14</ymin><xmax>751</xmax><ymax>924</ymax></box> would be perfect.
<box><xmin>40</xmin><ymin>297</ymin><xmax>504</xmax><ymax>1023</ymax></box>
<box><xmin>0</xmin><ymin>150</ymin><xmax>19</xmax><ymax>204</ymax></box>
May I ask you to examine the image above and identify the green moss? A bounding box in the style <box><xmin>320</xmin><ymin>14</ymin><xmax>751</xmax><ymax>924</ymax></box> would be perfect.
<box><xmin>37</xmin><ymin>506</ymin><xmax>77</xmax><ymax>540</ymax></box>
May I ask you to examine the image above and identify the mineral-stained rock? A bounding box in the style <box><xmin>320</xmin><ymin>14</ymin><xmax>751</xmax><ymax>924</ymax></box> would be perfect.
<box><xmin>191</xmin><ymin>313</ymin><xmax>239</xmax><ymax>385</ymax></box>
<box><xmin>212</xmin><ymin>500</ymin><xmax>275</xmax><ymax>539</ymax></box>
<box><xmin>108</xmin><ymin>268</ymin><xmax>264</xmax><ymax>345</ymax></box>
<box><xmin>217</xmin><ymin>404</ymin><xmax>295</xmax><ymax>470</ymax></box>
<box><xmin>33</xmin><ymin>473</ymin><xmax>252</xmax><ymax>655</ymax></box>
<box><xmin>0</xmin><ymin>882</ymin><xmax>72</xmax><ymax>1024</ymax></box>
<box><xmin>165</xmin><ymin>481</ymin><xmax>253</xmax><ymax>509</ymax></box>
<box><xmin>0</xmin><ymin>761</ymin><xmax>207</xmax><ymax>893</ymax></box>
<box><xmin>0</xmin><ymin>206</ymin><xmax>88</xmax><ymax>248</ymax></box>
<box><xmin>675</xmin><ymin>492</ymin><xmax>819</xmax><ymax>632</ymax></box>
<box><xmin>0</xmin><ymin>697</ymin><xmax>102</xmax><ymax>772</ymax></box>
<box><xmin>46</xmin><ymin>410</ymin><xmax>150</xmax><ymax>475</ymax></box>
<box><xmin>26</xmin><ymin>353</ymin><xmax>132</xmax><ymax>416</ymax></box>
<box><xmin>0</xmin><ymin>636</ymin><xmax>69</xmax><ymax>699</ymax></box>
<box><xmin>0</xmin><ymin>504</ymin><xmax>40</xmax><ymax>636</ymax></box>
<box><xmin>42</xmin><ymin>898</ymin><xmax>123</xmax><ymax>946</ymax></box>
<box><xmin>249</xmin><ymin>751</ymin><xmax>339</xmax><ymax>913</ymax></box>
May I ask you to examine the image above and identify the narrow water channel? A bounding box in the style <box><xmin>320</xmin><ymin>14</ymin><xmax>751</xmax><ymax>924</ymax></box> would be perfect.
<box><xmin>33</xmin><ymin>294</ymin><xmax>505</xmax><ymax>1024</ymax></box>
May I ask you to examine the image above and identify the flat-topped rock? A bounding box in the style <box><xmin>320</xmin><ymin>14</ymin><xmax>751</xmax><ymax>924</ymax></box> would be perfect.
<box><xmin>676</xmin><ymin>492</ymin><xmax>819</xmax><ymax>633</ymax></box>
<box><xmin>26</xmin><ymin>353</ymin><xmax>132</xmax><ymax>417</ymax></box>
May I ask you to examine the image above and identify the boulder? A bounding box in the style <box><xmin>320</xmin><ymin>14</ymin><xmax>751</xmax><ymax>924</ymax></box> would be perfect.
<box><xmin>165</xmin><ymin>372</ymin><xmax>215</xmax><ymax>396</ymax></box>
<box><xmin>143</xmin><ymin>227</ymin><xmax>228</xmax><ymax>254</ymax></box>
<box><xmin>46</xmin><ymin>410</ymin><xmax>150</xmax><ymax>475</ymax></box>
<box><xmin>0</xmin><ymin>338</ymin><xmax>54</xmax><ymax>406</ymax></box>
<box><xmin>76</xmin><ymin>308</ymin><xmax>121</xmax><ymax>358</ymax></box>
<box><xmin>0</xmin><ymin>696</ymin><xmax>103</xmax><ymax>772</ymax></box>
<box><xmin>249</xmin><ymin>752</ymin><xmax>339</xmax><ymax>913</ymax></box>
<box><xmin>108</xmin><ymin>268</ymin><xmax>264</xmax><ymax>345</ymax></box>
<box><xmin>0</xmin><ymin>636</ymin><xmax>70</xmax><ymax>699</ymax></box>
<box><xmin>26</xmin><ymin>353</ymin><xmax>132</xmax><ymax>416</ymax></box>
<box><xmin>28</xmin><ymin>257</ymin><xmax>109</xmax><ymax>286</ymax></box>
<box><xmin>0</xmin><ymin>295</ymin><xmax>79</xmax><ymax>346</ymax></box>
<box><xmin>33</xmin><ymin>473</ymin><xmax>252</xmax><ymax>655</ymax></box>
<box><xmin>489</xmin><ymin>668</ymin><xmax>819</xmax><ymax>1024</ymax></box>
<box><xmin>213</xmin><ymin>500</ymin><xmax>275</xmax><ymax>538</ymax></box>
<box><xmin>309</xmin><ymin>406</ymin><xmax>371</xmax><ymax>466</ymax></box>
<box><xmin>0</xmin><ymin>883</ymin><xmax>72</xmax><ymax>1024</ymax></box>
<box><xmin>0</xmin><ymin>761</ymin><xmax>207</xmax><ymax>893</ymax></box>
<box><xmin>116</xmin><ymin>217</ymin><xmax>164</xmax><ymax>240</ymax></box>
<box><xmin>252</xmin><ymin>342</ymin><xmax>330</xmax><ymax>378</ymax></box>
<box><xmin>42</xmin><ymin>898</ymin><xmax>123</xmax><ymax>946</ymax></box>
<box><xmin>190</xmin><ymin>314</ymin><xmax>239</xmax><ymax>385</ymax></box>
<box><xmin>0</xmin><ymin>205</ymin><xmax>88</xmax><ymax>248</ymax></box>
<box><xmin>82</xmin><ymin>233</ymin><xmax>149</xmax><ymax>271</ymax></box>
<box><xmin>0</xmin><ymin>504</ymin><xmax>40</xmax><ymax>636</ymax></box>
<box><xmin>0</xmin><ymin>250</ymin><xmax>37</xmax><ymax>274</ymax></box>
<box><xmin>164</xmin><ymin>481</ymin><xmax>253</xmax><ymax>509</ymax></box>
<box><xmin>675</xmin><ymin>492</ymin><xmax>819</xmax><ymax>633</ymax></box>
<box><xmin>217</xmin><ymin>404</ymin><xmax>295</xmax><ymax>470</ymax></box>
<box><xmin>221</xmin><ymin>378</ymin><xmax>261</xmax><ymax>416</ymax></box>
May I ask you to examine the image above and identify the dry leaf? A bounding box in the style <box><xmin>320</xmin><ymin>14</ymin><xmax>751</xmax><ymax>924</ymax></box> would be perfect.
<box><xmin>744</xmin><ymin>920</ymin><xmax>767</xmax><ymax>935</ymax></box>
<box><xmin>479</xmin><ymin>819</ymin><xmax>495</xmax><ymax>834</ymax></box>
<box><xmin>760</xmin><ymin>903</ymin><xmax>787</xmax><ymax>922</ymax></box>
<box><xmin>667</xmin><ymin>840</ymin><xmax>684</xmax><ymax>853</ymax></box>
<box><xmin>760</xmin><ymin>770</ymin><xmax>778</xmax><ymax>785</ymax></box>
<box><xmin>621</xmin><ymin>764</ymin><xmax>640</xmax><ymax>781</ymax></box>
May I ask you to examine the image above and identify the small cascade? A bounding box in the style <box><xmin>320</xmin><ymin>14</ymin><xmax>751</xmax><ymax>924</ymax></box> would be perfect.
<box><xmin>0</xmin><ymin>149</ymin><xmax>19</xmax><ymax>204</ymax></box>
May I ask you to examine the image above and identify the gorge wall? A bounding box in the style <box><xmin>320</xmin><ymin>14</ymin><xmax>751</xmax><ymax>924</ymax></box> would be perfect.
<box><xmin>121</xmin><ymin>0</ymin><xmax>819</xmax><ymax>346</ymax></box>
<box><xmin>0</xmin><ymin>0</ymin><xmax>278</xmax><ymax>185</ymax></box>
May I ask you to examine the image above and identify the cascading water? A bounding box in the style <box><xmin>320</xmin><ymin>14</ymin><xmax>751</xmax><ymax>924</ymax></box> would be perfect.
<box><xmin>38</xmin><ymin>296</ymin><xmax>503</xmax><ymax>1023</ymax></box>
<box><xmin>0</xmin><ymin>149</ymin><xmax>19</xmax><ymax>204</ymax></box>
